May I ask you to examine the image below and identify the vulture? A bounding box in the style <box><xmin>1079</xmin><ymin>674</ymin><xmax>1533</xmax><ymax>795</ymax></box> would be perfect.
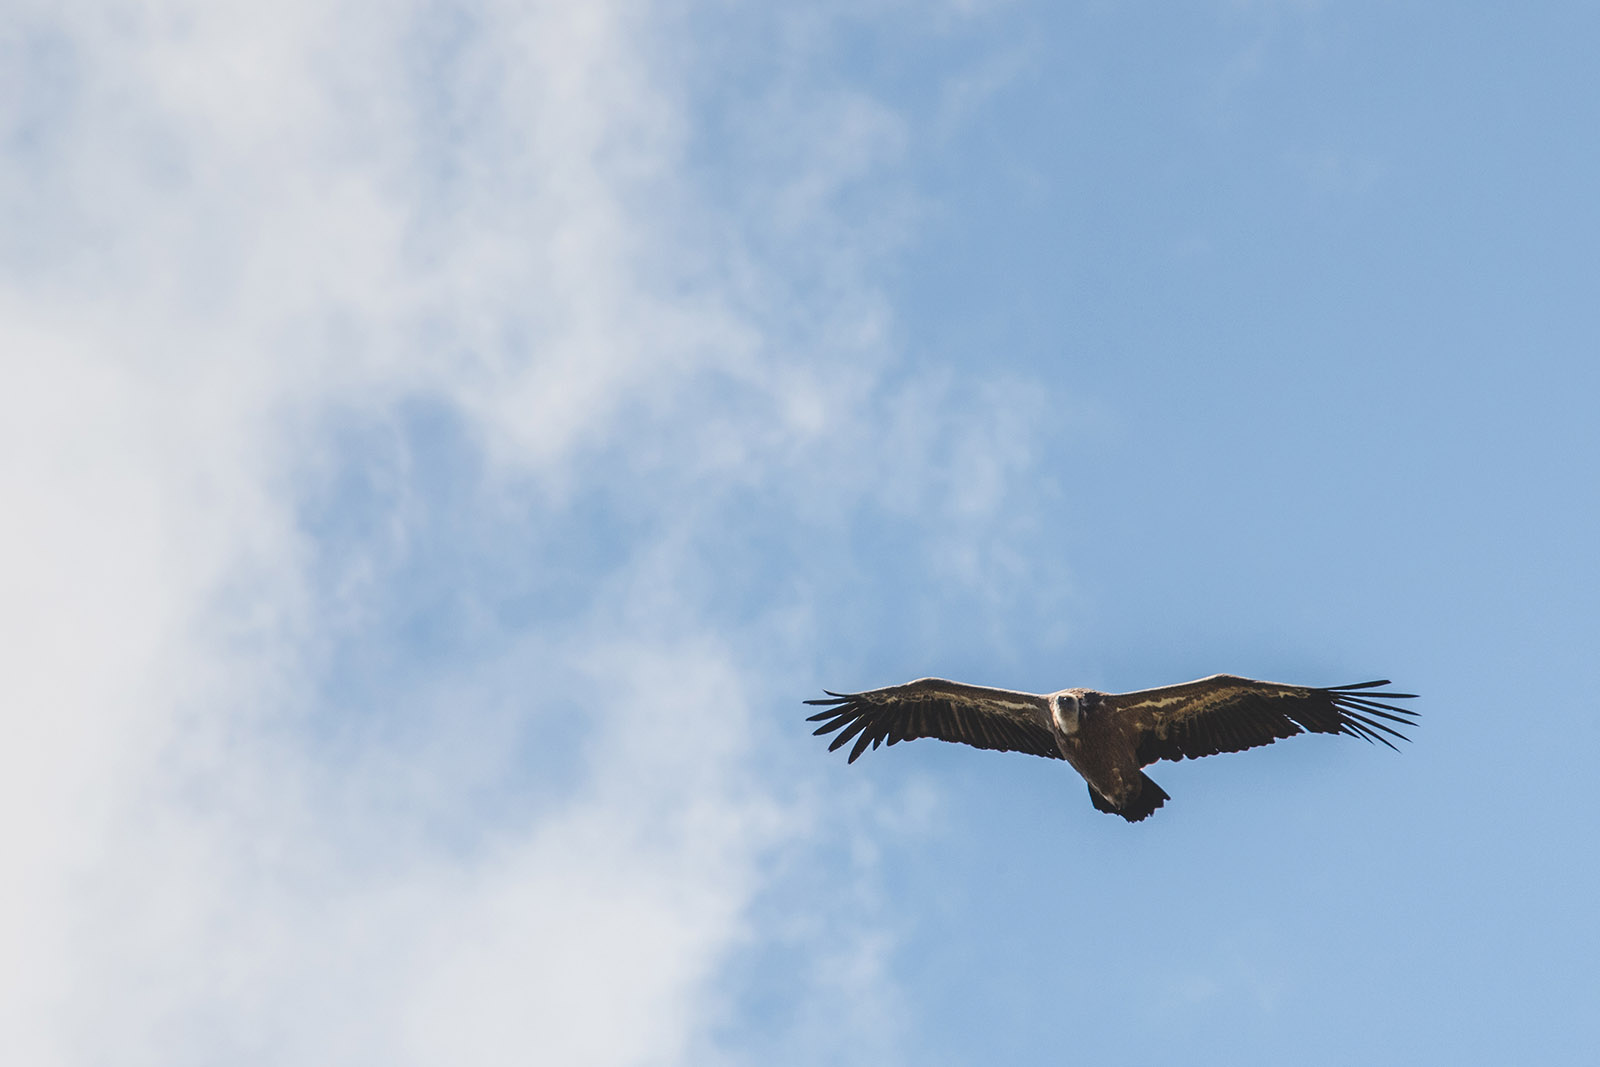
<box><xmin>804</xmin><ymin>674</ymin><xmax>1417</xmax><ymax>821</ymax></box>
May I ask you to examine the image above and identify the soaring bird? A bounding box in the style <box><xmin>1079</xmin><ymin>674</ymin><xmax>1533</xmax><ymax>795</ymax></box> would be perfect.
<box><xmin>804</xmin><ymin>674</ymin><xmax>1417</xmax><ymax>821</ymax></box>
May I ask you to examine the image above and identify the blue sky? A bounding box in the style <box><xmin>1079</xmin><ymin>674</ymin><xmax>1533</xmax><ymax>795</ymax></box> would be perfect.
<box><xmin>5</xmin><ymin>2</ymin><xmax>1598</xmax><ymax>1064</ymax></box>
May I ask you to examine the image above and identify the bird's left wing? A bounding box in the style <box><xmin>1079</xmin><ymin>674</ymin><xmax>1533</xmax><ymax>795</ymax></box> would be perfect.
<box><xmin>1100</xmin><ymin>675</ymin><xmax>1419</xmax><ymax>767</ymax></box>
<box><xmin>805</xmin><ymin>678</ymin><xmax>1062</xmax><ymax>763</ymax></box>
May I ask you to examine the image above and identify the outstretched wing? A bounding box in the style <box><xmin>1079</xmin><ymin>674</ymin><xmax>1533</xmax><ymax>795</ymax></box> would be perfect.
<box><xmin>1102</xmin><ymin>675</ymin><xmax>1419</xmax><ymax>767</ymax></box>
<box><xmin>804</xmin><ymin>678</ymin><xmax>1062</xmax><ymax>763</ymax></box>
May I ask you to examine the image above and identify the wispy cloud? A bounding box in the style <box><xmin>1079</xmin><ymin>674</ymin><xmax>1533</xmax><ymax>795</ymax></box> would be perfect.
<box><xmin>1</xmin><ymin>2</ymin><xmax>1056</xmax><ymax>1063</ymax></box>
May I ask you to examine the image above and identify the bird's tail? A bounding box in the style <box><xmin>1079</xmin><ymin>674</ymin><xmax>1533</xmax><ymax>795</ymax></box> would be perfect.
<box><xmin>1088</xmin><ymin>773</ymin><xmax>1170</xmax><ymax>823</ymax></box>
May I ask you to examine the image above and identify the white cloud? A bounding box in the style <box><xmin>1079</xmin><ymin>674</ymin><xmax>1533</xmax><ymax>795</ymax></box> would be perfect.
<box><xmin>1</xmin><ymin>2</ymin><xmax>1053</xmax><ymax>1064</ymax></box>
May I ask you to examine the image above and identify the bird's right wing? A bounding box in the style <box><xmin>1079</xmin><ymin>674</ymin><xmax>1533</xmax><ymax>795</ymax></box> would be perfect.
<box><xmin>1100</xmin><ymin>675</ymin><xmax>1419</xmax><ymax>767</ymax></box>
<box><xmin>804</xmin><ymin>678</ymin><xmax>1063</xmax><ymax>763</ymax></box>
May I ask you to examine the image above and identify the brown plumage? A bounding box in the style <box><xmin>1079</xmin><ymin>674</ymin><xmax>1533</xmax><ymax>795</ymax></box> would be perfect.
<box><xmin>804</xmin><ymin>674</ymin><xmax>1418</xmax><ymax>822</ymax></box>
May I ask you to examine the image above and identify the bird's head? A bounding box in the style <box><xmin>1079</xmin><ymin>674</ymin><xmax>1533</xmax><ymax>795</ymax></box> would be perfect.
<box><xmin>1049</xmin><ymin>692</ymin><xmax>1082</xmax><ymax>736</ymax></box>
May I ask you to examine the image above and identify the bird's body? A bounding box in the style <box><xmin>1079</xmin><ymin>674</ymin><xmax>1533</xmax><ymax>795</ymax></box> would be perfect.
<box><xmin>804</xmin><ymin>674</ymin><xmax>1417</xmax><ymax>821</ymax></box>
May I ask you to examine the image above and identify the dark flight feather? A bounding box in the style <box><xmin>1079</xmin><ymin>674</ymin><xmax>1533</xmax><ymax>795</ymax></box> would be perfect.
<box><xmin>804</xmin><ymin>679</ymin><xmax>1061</xmax><ymax>763</ymax></box>
<box><xmin>1115</xmin><ymin>677</ymin><xmax>1419</xmax><ymax>767</ymax></box>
